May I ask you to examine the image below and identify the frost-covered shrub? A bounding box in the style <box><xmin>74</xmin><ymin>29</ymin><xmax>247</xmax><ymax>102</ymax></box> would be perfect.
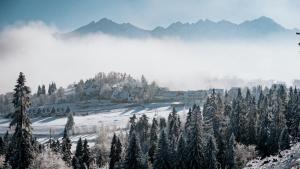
<box><xmin>235</xmin><ymin>143</ymin><xmax>258</xmax><ymax>168</ymax></box>
<box><xmin>0</xmin><ymin>155</ymin><xmax>5</xmax><ymax>168</ymax></box>
<box><xmin>29</xmin><ymin>150</ymin><xmax>71</xmax><ymax>169</ymax></box>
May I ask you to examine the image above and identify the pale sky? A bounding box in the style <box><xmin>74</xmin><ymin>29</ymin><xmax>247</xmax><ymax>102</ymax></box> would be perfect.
<box><xmin>1</xmin><ymin>0</ymin><xmax>300</xmax><ymax>30</ymax></box>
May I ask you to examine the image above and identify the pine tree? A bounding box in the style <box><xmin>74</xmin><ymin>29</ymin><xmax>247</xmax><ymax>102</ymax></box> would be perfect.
<box><xmin>124</xmin><ymin>132</ymin><xmax>145</xmax><ymax>169</ymax></box>
<box><xmin>82</xmin><ymin>139</ymin><xmax>91</xmax><ymax>169</ymax></box>
<box><xmin>136</xmin><ymin>114</ymin><xmax>150</xmax><ymax>153</ymax></box>
<box><xmin>278</xmin><ymin>128</ymin><xmax>290</xmax><ymax>151</ymax></box>
<box><xmin>176</xmin><ymin>135</ymin><xmax>187</xmax><ymax>169</ymax></box>
<box><xmin>65</xmin><ymin>112</ymin><xmax>75</xmax><ymax>135</ymax></box>
<box><xmin>204</xmin><ymin>136</ymin><xmax>218</xmax><ymax>169</ymax></box>
<box><xmin>41</xmin><ymin>85</ymin><xmax>46</xmax><ymax>95</ymax></box>
<box><xmin>153</xmin><ymin>130</ymin><xmax>171</xmax><ymax>169</ymax></box>
<box><xmin>109</xmin><ymin>134</ymin><xmax>122</xmax><ymax>169</ymax></box>
<box><xmin>37</xmin><ymin>85</ymin><xmax>42</xmax><ymax>97</ymax></box>
<box><xmin>61</xmin><ymin>128</ymin><xmax>72</xmax><ymax>166</ymax></box>
<box><xmin>0</xmin><ymin>137</ymin><xmax>4</xmax><ymax>155</ymax></box>
<box><xmin>227</xmin><ymin>134</ymin><xmax>236</xmax><ymax>169</ymax></box>
<box><xmin>72</xmin><ymin>137</ymin><xmax>84</xmax><ymax>169</ymax></box>
<box><xmin>148</xmin><ymin>118</ymin><xmax>158</xmax><ymax>163</ymax></box>
<box><xmin>167</xmin><ymin>107</ymin><xmax>181</xmax><ymax>151</ymax></box>
<box><xmin>186</xmin><ymin>106</ymin><xmax>205</xmax><ymax>169</ymax></box>
<box><xmin>159</xmin><ymin>117</ymin><xmax>167</xmax><ymax>131</ymax></box>
<box><xmin>7</xmin><ymin>72</ymin><xmax>35</xmax><ymax>169</ymax></box>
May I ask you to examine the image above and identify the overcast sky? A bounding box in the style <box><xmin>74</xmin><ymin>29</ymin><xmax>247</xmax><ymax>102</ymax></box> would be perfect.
<box><xmin>1</xmin><ymin>1</ymin><xmax>300</xmax><ymax>94</ymax></box>
<box><xmin>1</xmin><ymin>0</ymin><xmax>300</xmax><ymax>30</ymax></box>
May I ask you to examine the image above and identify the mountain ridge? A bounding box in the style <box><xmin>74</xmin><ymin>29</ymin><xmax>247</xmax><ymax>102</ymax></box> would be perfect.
<box><xmin>68</xmin><ymin>16</ymin><xmax>296</xmax><ymax>40</ymax></box>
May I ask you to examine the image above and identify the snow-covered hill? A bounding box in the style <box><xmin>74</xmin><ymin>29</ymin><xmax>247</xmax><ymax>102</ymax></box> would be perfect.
<box><xmin>245</xmin><ymin>143</ymin><xmax>300</xmax><ymax>169</ymax></box>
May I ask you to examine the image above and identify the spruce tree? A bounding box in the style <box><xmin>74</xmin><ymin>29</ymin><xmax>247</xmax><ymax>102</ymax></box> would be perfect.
<box><xmin>153</xmin><ymin>130</ymin><xmax>171</xmax><ymax>169</ymax></box>
<box><xmin>186</xmin><ymin>106</ymin><xmax>205</xmax><ymax>169</ymax></box>
<box><xmin>72</xmin><ymin>137</ymin><xmax>84</xmax><ymax>169</ymax></box>
<box><xmin>0</xmin><ymin>137</ymin><xmax>4</xmax><ymax>155</ymax></box>
<box><xmin>82</xmin><ymin>139</ymin><xmax>91</xmax><ymax>169</ymax></box>
<box><xmin>278</xmin><ymin>128</ymin><xmax>290</xmax><ymax>151</ymax></box>
<box><xmin>109</xmin><ymin>134</ymin><xmax>122</xmax><ymax>169</ymax></box>
<box><xmin>204</xmin><ymin>136</ymin><xmax>218</xmax><ymax>169</ymax></box>
<box><xmin>124</xmin><ymin>132</ymin><xmax>145</xmax><ymax>169</ymax></box>
<box><xmin>159</xmin><ymin>117</ymin><xmax>167</xmax><ymax>131</ymax></box>
<box><xmin>148</xmin><ymin>118</ymin><xmax>158</xmax><ymax>163</ymax></box>
<box><xmin>136</xmin><ymin>114</ymin><xmax>150</xmax><ymax>153</ymax></box>
<box><xmin>65</xmin><ymin>112</ymin><xmax>75</xmax><ymax>135</ymax></box>
<box><xmin>61</xmin><ymin>128</ymin><xmax>72</xmax><ymax>166</ymax></box>
<box><xmin>227</xmin><ymin>134</ymin><xmax>236</xmax><ymax>169</ymax></box>
<box><xmin>176</xmin><ymin>135</ymin><xmax>187</xmax><ymax>169</ymax></box>
<box><xmin>7</xmin><ymin>72</ymin><xmax>35</xmax><ymax>169</ymax></box>
<box><xmin>41</xmin><ymin>85</ymin><xmax>46</xmax><ymax>95</ymax></box>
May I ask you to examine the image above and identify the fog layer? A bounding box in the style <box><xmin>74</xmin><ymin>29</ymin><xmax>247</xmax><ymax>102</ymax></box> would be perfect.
<box><xmin>0</xmin><ymin>22</ymin><xmax>299</xmax><ymax>93</ymax></box>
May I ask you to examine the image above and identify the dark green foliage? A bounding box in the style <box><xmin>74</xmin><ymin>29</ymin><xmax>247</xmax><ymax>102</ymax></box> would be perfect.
<box><xmin>278</xmin><ymin>128</ymin><xmax>290</xmax><ymax>151</ymax></box>
<box><xmin>0</xmin><ymin>137</ymin><xmax>4</xmax><ymax>155</ymax></box>
<box><xmin>176</xmin><ymin>135</ymin><xmax>187</xmax><ymax>169</ymax></box>
<box><xmin>186</xmin><ymin>106</ymin><xmax>205</xmax><ymax>169</ymax></box>
<box><xmin>153</xmin><ymin>130</ymin><xmax>171</xmax><ymax>169</ymax></box>
<box><xmin>226</xmin><ymin>134</ymin><xmax>236</xmax><ymax>169</ymax></box>
<box><xmin>124</xmin><ymin>132</ymin><xmax>145</xmax><ymax>169</ymax></box>
<box><xmin>204</xmin><ymin>136</ymin><xmax>218</xmax><ymax>169</ymax></box>
<box><xmin>61</xmin><ymin>128</ymin><xmax>72</xmax><ymax>166</ymax></box>
<box><xmin>136</xmin><ymin>114</ymin><xmax>150</xmax><ymax>153</ymax></box>
<box><xmin>159</xmin><ymin>117</ymin><xmax>167</xmax><ymax>131</ymax></box>
<box><xmin>82</xmin><ymin>139</ymin><xmax>91</xmax><ymax>168</ymax></box>
<box><xmin>72</xmin><ymin>137</ymin><xmax>85</xmax><ymax>169</ymax></box>
<box><xmin>109</xmin><ymin>134</ymin><xmax>122</xmax><ymax>169</ymax></box>
<box><xmin>148</xmin><ymin>118</ymin><xmax>158</xmax><ymax>163</ymax></box>
<box><xmin>7</xmin><ymin>72</ymin><xmax>35</xmax><ymax>169</ymax></box>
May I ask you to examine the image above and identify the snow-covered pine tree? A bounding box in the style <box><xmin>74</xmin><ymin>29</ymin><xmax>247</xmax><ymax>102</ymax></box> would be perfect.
<box><xmin>278</xmin><ymin>127</ymin><xmax>290</xmax><ymax>151</ymax></box>
<box><xmin>226</xmin><ymin>134</ymin><xmax>236</xmax><ymax>169</ymax></box>
<box><xmin>167</xmin><ymin>107</ymin><xmax>181</xmax><ymax>152</ymax></box>
<box><xmin>136</xmin><ymin>114</ymin><xmax>150</xmax><ymax>153</ymax></box>
<box><xmin>0</xmin><ymin>137</ymin><xmax>4</xmax><ymax>155</ymax></box>
<box><xmin>186</xmin><ymin>105</ymin><xmax>205</xmax><ymax>169</ymax></box>
<box><xmin>159</xmin><ymin>117</ymin><xmax>167</xmax><ymax>131</ymax></box>
<box><xmin>37</xmin><ymin>85</ymin><xmax>42</xmax><ymax>97</ymax></box>
<box><xmin>41</xmin><ymin>85</ymin><xmax>46</xmax><ymax>95</ymax></box>
<box><xmin>61</xmin><ymin>128</ymin><xmax>72</xmax><ymax>166</ymax></box>
<box><xmin>153</xmin><ymin>130</ymin><xmax>171</xmax><ymax>169</ymax></box>
<box><xmin>124</xmin><ymin>132</ymin><xmax>145</xmax><ymax>169</ymax></box>
<box><xmin>7</xmin><ymin>72</ymin><xmax>35</xmax><ymax>169</ymax></box>
<box><xmin>65</xmin><ymin>112</ymin><xmax>75</xmax><ymax>135</ymax></box>
<box><xmin>204</xmin><ymin>136</ymin><xmax>218</xmax><ymax>169</ymax></box>
<box><xmin>109</xmin><ymin>134</ymin><xmax>122</xmax><ymax>169</ymax></box>
<box><xmin>176</xmin><ymin>135</ymin><xmax>187</xmax><ymax>169</ymax></box>
<box><xmin>72</xmin><ymin>137</ymin><xmax>84</xmax><ymax>169</ymax></box>
<box><xmin>82</xmin><ymin>139</ymin><xmax>91</xmax><ymax>168</ymax></box>
<box><xmin>148</xmin><ymin>118</ymin><xmax>158</xmax><ymax>163</ymax></box>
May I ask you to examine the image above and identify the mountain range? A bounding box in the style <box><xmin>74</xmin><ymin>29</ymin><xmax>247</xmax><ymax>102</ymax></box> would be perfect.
<box><xmin>68</xmin><ymin>16</ymin><xmax>298</xmax><ymax>40</ymax></box>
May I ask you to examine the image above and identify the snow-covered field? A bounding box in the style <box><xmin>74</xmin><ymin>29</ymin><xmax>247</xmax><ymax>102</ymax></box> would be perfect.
<box><xmin>0</xmin><ymin>102</ymin><xmax>187</xmax><ymax>145</ymax></box>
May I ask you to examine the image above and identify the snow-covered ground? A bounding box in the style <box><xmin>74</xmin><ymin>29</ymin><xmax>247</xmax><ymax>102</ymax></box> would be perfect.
<box><xmin>0</xmin><ymin>102</ymin><xmax>187</xmax><ymax>145</ymax></box>
<box><xmin>244</xmin><ymin>143</ymin><xmax>300</xmax><ymax>169</ymax></box>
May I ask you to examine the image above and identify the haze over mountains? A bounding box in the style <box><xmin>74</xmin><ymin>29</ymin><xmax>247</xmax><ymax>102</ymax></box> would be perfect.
<box><xmin>69</xmin><ymin>16</ymin><xmax>297</xmax><ymax>40</ymax></box>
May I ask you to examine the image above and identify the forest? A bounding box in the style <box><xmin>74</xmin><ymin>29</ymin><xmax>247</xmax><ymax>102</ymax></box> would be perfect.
<box><xmin>0</xmin><ymin>72</ymin><xmax>298</xmax><ymax>169</ymax></box>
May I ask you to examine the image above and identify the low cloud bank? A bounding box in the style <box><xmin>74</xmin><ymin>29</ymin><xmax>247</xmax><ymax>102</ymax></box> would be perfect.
<box><xmin>0</xmin><ymin>21</ymin><xmax>299</xmax><ymax>93</ymax></box>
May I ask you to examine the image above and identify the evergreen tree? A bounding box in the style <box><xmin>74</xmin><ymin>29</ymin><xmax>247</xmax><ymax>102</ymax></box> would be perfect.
<box><xmin>278</xmin><ymin>128</ymin><xmax>290</xmax><ymax>151</ymax></box>
<box><xmin>82</xmin><ymin>139</ymin><xmax>91</xmax><ymax>169</ymax></box>
<box><xmin>176</xmin><ymin>135</ymin><xmax>187</xmax><ymax>169</ymax></box>
<box><xmin>72</xmin><ymin>137</ymin><xmax>84</xmax><ymax>169</ymax></box>
<box><xmin>109</xmin><ymin>134</ymin><xmax>122</xmax><ymax>169</ymax></box>
<box><xmin>204</xmin><ymin>136</ymin><xmax>218</xmax><ymax>169</ymax></box>
<box><xmin>7</xmin><ymin>72</ymin><xmax>35</xmax><ymax>169</ymax></box>
<box><xmin>227</xmin><ymin>134</ymin><xmax>236</xmax><ymax>169</ymax></box>
<box><xmin>136</xmin><ymin>114</ymin><xmax>150</xmax><ymax>153</ymax></box>
<box><xmin>186</xmin><ymin>106</ymin><xmax>205</xmax><ymax>169</ymax></box>
<box><xmin>37</xmin><ymin>85</ymin><xmax>42</xmax><ymax>97</ymax></box>
<box><xmin>124</xmin><ymin>132</ymin><xmax>145</xmax><ymax>169</ymax></box>
<box><xmin>0</xmin><ymin>137</ymin><xmax>4</xmax><ymax>155</ymax></box>
<box><xmin>148</xmin><ymin>118</ymin><xmax>158</xmax><ymax>163</ymax></box>
<box><xmin>41</xmin><ymin>85</ymin><xmax>46</xmax><ymax>95</ymax></box>
<box><xmin>153</xmin><ymin>130</ymin><xmax>171</xmax><ymax>169</ymax></box>
<box><xmin>159</xmin><ymin>117</ymin><xmax>167</xmax><ymax>131</ymax></box>
<box><xmin>167</xmin><ymin>107</ymin><xmax>181</xmax><ymax>151</ymax></box>
<box><xmin>61</xmin><ymin>128</ymin><xmax>72</xmax><ymax>166</ymax></box>
<box><xmin>65</xmin><ymin>112</ymin><xmax>75</xmax><ymax>135</ymax></box>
